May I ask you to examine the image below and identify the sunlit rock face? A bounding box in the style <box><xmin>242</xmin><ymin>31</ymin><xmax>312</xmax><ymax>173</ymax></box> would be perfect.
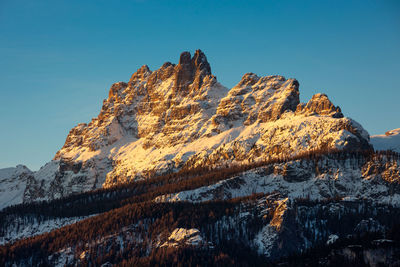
<box><xmin>296</xmin><ymin>93</ymin><xmax>343</xmax><ymax>118</ymax></box>
<box><xmin>1</xmin><ymin>50</ymin><xmax>372</xmax><ymax>207</ymax></box>
<box><xmin>158</xmin><ymin>228</ymin><xmax>207</xmax><ymax>248</ymax></box>
<box><xmin>211</xmin><ymin>73</ymin><xmax>300</xmax><ymax>129</ymax></box>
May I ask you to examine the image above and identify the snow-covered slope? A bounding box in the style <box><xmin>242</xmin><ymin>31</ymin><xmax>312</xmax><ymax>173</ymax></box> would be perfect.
<box><xmin>0</xmin><ymin>165</ymin><xmax>33</xmax><ymax>210</ymax></box>
<box><xmin>0</xmin><ymin>215</ymin><xmax>92</xmax><ymax>245</ymax></box>
<box><xmin>155</xmin><ymin>154</ymin><xmax>400</xmax><ymax>206</ymax></box>
<box><xmin>152</xmin><ymin>153</ymin><xmax>400</xmax><ymax>258</ymax></box>
<box><xmin>371</xmin><ymin>128</ymin><xmax>400</xmax><ymax>153</ymax></box>
<box><xmin>0</xmin><ymin>50</ymin><xmax>372</xmax><ymax>208</ymax></box>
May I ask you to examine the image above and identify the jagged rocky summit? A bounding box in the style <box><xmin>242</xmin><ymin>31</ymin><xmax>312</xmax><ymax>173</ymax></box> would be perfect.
<box><xmin>1</xmin><ymin>50</ymin><xmax>372</xmax><ymax>208</ymax></box>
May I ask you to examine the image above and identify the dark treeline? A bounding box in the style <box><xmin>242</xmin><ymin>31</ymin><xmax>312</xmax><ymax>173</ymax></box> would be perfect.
<box><xmin>1</xmin><ymin>149</ymin><xmax>399</xmax><ymax>228</ymax></box>
<box><xmin>1</xmin><ymin>147</ymin><xmax>399</xmax><ymax>265</ymax></box>
<box><xmin>278</xmin><ymin>224</ymin><xmax>400</xmax><ymax>266</ymax></box>
<box><xmin>0</xmin><ymin>193</ymin><xmax>268</xmax><ymax>266</ymax></box>
<box><xmin>292</xmin><ymin>199</ymin><xmax>400</xmax><ymax>247</ymax></box>
<box><xmin>117</xmin><ymin>244</ymin><xmax>271</xmax><ymax>267</ymax></box>
<box><xmin>2</xmin><ymin>195</ymin><xmax>400</xmax><ymax>266</ymax></box>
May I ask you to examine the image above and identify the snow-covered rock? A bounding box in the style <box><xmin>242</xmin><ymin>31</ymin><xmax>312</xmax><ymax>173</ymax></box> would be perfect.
<box><xmin>0</xmin><ymin>165</ymin><xmax>33</xmax><ymax>210</ymax></box>
<box><xmin>0</xmin><ymin>215</ymin><xmax>92</xmax><ymax>245</ymax></box>
<box><xmin>159</xmin><ymin>228</ymin><xmax>206</xmax><ymax>248</ymax></box>
<box><xmin>0</xmin><ymin>50</ymin><xmax>372</xmax><ymax>208</ymax></box>
<box><xmin>154</xmin><ymin>155</ymin><xmax>400</xmax><ymax>206</ymax></box>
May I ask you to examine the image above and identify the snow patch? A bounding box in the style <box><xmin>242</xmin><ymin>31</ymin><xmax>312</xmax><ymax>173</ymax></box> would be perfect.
<box><xmin>326</xmin><ymin>234</ymin><xmax>339</xmax><ymax>245</ymax></box>
<box><xmin>0</xmin><ymin>215</ymin><xmax>93</xmax><ymax>245</ymax></box>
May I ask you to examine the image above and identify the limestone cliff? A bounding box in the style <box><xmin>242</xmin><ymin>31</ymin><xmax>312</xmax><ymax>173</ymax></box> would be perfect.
<box><xmin>1</xmin><ymin>50</ymin><xmax>372</xmax><ymax>205</ymax></box>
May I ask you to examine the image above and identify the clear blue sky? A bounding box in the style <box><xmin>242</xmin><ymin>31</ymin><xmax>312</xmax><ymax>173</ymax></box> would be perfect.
<box><xmin>0</xmin><ymin>0</ymin><xmax>399</xmax><ymax>170</ymax></box>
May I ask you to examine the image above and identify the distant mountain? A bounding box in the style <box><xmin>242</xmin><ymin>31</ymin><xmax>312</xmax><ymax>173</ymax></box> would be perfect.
<box><xmin>371</xmin><ymin>128</ymin><xmax>400</xmax><ymax>153</ymax></box>
<box><xmin>0</xmin><ymin>165</ymin><xmax>32</xmax><ymax>210</ymax></box>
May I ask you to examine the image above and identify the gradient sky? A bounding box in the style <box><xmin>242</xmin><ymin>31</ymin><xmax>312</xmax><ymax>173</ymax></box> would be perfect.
<box><xmin>0</xmin><ymin>0</ymin><xmax>399</xmax><ymax>170</ymax></box>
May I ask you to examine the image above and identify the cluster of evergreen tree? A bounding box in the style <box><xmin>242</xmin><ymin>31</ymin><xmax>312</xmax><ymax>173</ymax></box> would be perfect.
<box><xmin>2</xmin><ymin>149</ymin><xmax>398</xmax><ymax>223</ymax></box>
<box><xmin>279</xmin><ymin>223</ymin><xmax>400</xmax><ymax>266</ymax></box>
<box><xmin>2</xmin><ymin>195</ymin><xmax>400</xmax><ymax>266</ymax></box>
<box><xmin>0</xmin><ymin>193</ymin><xmax>269</xmax><ymax>266</ymax></box>
<box><xmin>1</xmin><ymin>149</ymin><xmax>400</xmax><ymax>266</ymax></box>
<box><xmin>117</xmin><ymin>244</ymin><xmax>269</xmax><ymax>267</ymax></box>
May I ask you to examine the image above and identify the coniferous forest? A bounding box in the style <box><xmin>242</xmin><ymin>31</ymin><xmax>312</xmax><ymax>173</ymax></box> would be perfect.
<box><xmin>1</xmin><ymin>150</ymin><xmax>400</xmax><ymax>266</ymax></box>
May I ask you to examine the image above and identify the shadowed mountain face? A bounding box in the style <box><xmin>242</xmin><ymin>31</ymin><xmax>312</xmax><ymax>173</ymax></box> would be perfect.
<box><xmin>2</xmin><ymin>50</ymin><xmax>371</xmax><ymax>206</ymax></box>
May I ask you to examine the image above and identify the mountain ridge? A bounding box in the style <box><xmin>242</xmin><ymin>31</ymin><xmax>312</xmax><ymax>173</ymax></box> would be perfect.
<box><xmin>0</xmin><ymin>49</ymin><xmax>383</xmax><ymax>210</ymax></box>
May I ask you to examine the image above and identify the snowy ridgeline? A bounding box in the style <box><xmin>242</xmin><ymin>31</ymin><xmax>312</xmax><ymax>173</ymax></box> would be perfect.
<box><xmin>0</xmin><ymin>113</ymin><xmax>373</xmax><ymax>212</ymax></box>
<box><xmin>1</xmin><ymin>49</ymin><xmax>398</xmax><ymax>217</ymax></box>
<box><xmin>155</xmin><ymin>156</ymin><xmax>400</xmax><ymax>206</ymax></box>
<box><xmin>0</xmin><ymin>165</ymin><xmax>33</xmax><ymax>210</ymax></box>
<box><xmin>0</xmin><ymin>215</ymin><xmax>92</xmax><ymax>245</ymax></box>
<box><xmin>371</xmin><ymin>128</ymin><xmax>400</xmax><ymax>153</ymax></box>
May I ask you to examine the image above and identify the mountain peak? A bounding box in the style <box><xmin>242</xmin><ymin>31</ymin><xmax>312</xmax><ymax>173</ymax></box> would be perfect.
<box><xmin>32</xmin><ymin>50</ymin><xmax>371</xmax><ymax>201</ymax></box>
<box><xmin>174</xmin><ymin>49</ymin><xmax>213</xmax><ymax>92</ymax></box>
<box><xmin>178</xmin><ymin>51</ymin><xmax>192</xmax><ymax>65</ymax></box>
<box><xmin>177</xmin><ymin>49</ymin><xmax>210</xmax><ymax>73</ymax></box>
<box><xmin>192</xmin><ymin>49</ymin><xmax>211</xmax><ymax>74</ymax></box>
<box><xmin>296</xmin><ymin>93</ymin><xmax>343</xmax><ymax>118</ymax></box>
<box><xmin>238</xmin><ymin>73</ymin><xmax>260</xmax><ymax>86</ymax></box>
<box><xmin>129</xmin><ymin>64</ymin><xmax>152</xmax><ymax>84</ymax></box>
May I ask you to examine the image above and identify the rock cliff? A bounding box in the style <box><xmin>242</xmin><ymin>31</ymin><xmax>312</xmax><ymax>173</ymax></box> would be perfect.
<box><xmin>1</xmin><ymin>50</ymin><xmax>372</xmax><ymax>206</ymax></box>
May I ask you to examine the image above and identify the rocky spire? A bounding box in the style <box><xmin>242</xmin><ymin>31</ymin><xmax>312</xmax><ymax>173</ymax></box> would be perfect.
<box><xmin>174</xmin><ymin>49</ymin><xmax>212</xmax><ymax>93</ymax></box>
<box><xmin>192</xmin><ymin>49</ymin><xmax>211</xmax><ymax>75</ymax></box>
<box><xmin>129</xmin><ymin>65</ymin><xmax>152</xmax><ymax>84</ymax></box>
